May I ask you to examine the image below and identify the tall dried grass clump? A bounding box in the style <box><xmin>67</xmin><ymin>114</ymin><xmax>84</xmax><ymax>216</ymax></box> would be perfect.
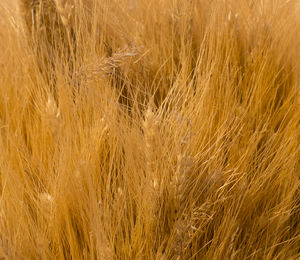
<box><xmin>0</xmin><ymin>0</ymin><xmax>300</xmax><ymax>259</ymax></box>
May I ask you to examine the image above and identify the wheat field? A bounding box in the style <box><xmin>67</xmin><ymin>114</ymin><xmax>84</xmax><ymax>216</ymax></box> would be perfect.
<box><xmin>0</xmin><ymin>0</ymin><xmax>300</xmax><ymax>259</ymax></box>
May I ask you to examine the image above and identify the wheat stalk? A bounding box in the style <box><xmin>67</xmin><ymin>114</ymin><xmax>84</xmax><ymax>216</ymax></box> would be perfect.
<box><xmin>53</xmin><ymin>0</ymin><xmax>74</xmax><ymax>27</ymax></box>
<box><xmin>74</xmin><ymin>46</ymin><xmax>140</xmax><ymax>83</ymax></box>
<box><xmin>143</xmin><ymin>98</ymin><xmax>159</xmax><ymax>191</ymax></box>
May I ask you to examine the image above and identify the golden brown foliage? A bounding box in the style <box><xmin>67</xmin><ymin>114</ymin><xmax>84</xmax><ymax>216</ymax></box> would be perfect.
<box><xmin>0</xmin><ymin>0</ymin><xmax>300</xmax><ymax>259</ymax></box>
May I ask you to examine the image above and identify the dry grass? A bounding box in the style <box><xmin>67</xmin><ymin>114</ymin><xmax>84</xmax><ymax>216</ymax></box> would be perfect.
<box><xmin>0</xmin><ymin>0</ymin><xmax>300</xmax><ymax>259</ymax></box>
